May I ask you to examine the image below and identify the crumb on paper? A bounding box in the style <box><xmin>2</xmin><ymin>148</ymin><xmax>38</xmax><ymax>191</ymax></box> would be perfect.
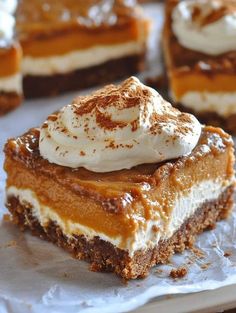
<box><xmin>155</xmin><ymin>268</ymin><xmax>163</xmax><ymax>274</ymax></box>
<box><xmin>224</xmin><ymin>251</ymin><xmax>232</xmax><ymax>257</ymax></box>
<box><xmin>169</xmin><ymin>267</ymin><xmax>188</xmax><ymax>279</ymax></box>
<box><xmin>187</xmin><ymin>256</ymin><xmax>196</xmax><ymax>265</ymax></box>
<box><xmin>200</xmin><ymin>262</ymin><xmax>211</xmax><ymax>270</ymax></box>
<box><xmin>2</xmin><ymin>214</ymin><xmax>12</xmax><ymax>223</ymax></box>
<box><xmin>191</xmin><ymin>246</ymin><xmax>205</xmax><ymax>259</ymax></box>
<box><xmin>2</xmin><ymin>240</ymin><xmax>17</xmax><ymax>248</ymax></box>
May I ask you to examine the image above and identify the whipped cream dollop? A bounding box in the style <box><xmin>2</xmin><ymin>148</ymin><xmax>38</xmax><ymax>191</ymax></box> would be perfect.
<box><xmin>39</xmin><ymin>77</ymin><xmax>201</xmax><ymax>172</ymax></box>
<box><xmin>0</xmin><ymin>0</ymin><xmax>17</xmax><ymax>14</ymax></box>
<box><xmin>172</xmin><ymin>0</ymin><xmax>236</xmax><ymax>55</ymax></box>
<box><xmin>0</xmin><ymin>11</ymin><xmax>14</xmax><ymax>41</ymax></box>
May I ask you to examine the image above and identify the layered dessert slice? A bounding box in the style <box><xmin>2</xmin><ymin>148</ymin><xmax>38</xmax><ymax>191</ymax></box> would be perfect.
<box><xmin>0</xmin><ymin>11</ymin><xmax>22</xmax><ymax>115</ymax></box>
<box><xmin>163</xmin><ymin>0</ymin><xmax>236</xmax><ymax>134</ymax></box>
<box><xmin>4</xmin><ymin>77</ymin><xmax>235</xmax><ymax>279</ymax></box>
<box><xmin>16</xmin><ymin>0</ymin><xmax>149</xmax><ymax>98</ymax></box>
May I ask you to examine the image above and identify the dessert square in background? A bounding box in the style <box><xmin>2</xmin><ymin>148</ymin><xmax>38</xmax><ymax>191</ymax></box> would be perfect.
<box><xmin>0</xmin><ymin>0</ymin><xmax>150</xmax><ymax>114</ymax></box>
<box><xmin>0</xmin><ymin>10</ymin><xmax>22</xmax><ymax>115</ymax></box>
<box><xmin>163</xmin><ymin>0</ymin><xmax>236</xmax><ymax>134</ymax></box>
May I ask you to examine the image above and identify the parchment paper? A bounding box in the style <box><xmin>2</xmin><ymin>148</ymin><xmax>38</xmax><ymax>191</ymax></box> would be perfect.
<box><xmin>0</xmin><ymin>4</ymin><xmax>236</xmax><ymax>313</ymax></box>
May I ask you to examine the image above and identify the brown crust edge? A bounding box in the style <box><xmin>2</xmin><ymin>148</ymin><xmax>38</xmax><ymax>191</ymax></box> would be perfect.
<box><xmin>0</xmin><ymin>92</ymin><xmax>22</xmax><ymax>116</ymax></box>
<box><xmin>23</xmin><ymin>54</ymin><xmax>145</xmax><ymax>99</ymax></box>
<box><xmin>176</xmin><ymin>103</ymin><xmax>236</xmax><ymax>135</ymax></box>
<box><xmin>6</xmin><ymin>185</ymin><xmax>234</xmax><ymax>280</ymax></box>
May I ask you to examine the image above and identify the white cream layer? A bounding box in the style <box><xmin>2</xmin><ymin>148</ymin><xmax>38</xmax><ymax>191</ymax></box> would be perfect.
<box><xmin>22</xmin><ymin>42</ymin><xmax>144</xmax><ymax>76</ymax></box>
<box><xmin>0</xmin><ymin>73</ymin><xmax>22</xmax><ymax>94</ymax></box>
<box><xmin>176</xmin><ymin>91</ymin><xmax>236</xmax><ymax>117</ymax></box>
<box><xmin>6</xmin><ymin>179</ymin><xmax>232</xmax><ymax>256</ymax></box>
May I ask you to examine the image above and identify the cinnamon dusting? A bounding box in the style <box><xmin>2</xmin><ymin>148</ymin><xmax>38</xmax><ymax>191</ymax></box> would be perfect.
<box><xmin>72</xmin><ymin>77</ymin><xmax>153</xmax><ymax>133</ymax></box>
<box><xmin>71</xmin><ymin>77</ymin><xmax>195</xmax><ymax>143</ymax></box>
<box><xmin>191</xmin><ymin>0</ymin><xmax>236</xmax><ymax>27</ymax></box>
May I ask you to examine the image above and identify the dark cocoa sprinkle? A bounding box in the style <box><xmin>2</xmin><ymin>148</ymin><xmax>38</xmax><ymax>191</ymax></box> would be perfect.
<box><xmin>106</xmin><ymin>140</ymin><xmax>133</xmax><ymax>150</ymax></box>
<box><xmin>55</xmin><ymin>146</ymin><xmax>59</xmax><ymax>151</ymax></box>
<box><xmin>106</xmin><ymin>140</ymin><xmax>115</xmax><ymax>149</ymax></box>
<box><xmin>73</xmin><ymin>136</ymin><xmax>78</xmax><ymax>139</ymax></box>
<box><xmin>80</xmin><ymin>151</ymin><xmax>86</xmax><ymax>156</ymax></box>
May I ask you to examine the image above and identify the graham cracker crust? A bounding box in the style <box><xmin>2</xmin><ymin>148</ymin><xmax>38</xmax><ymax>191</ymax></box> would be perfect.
<box><xmin>23</xmin><ymin>54</ymin><xmax>145</xmax><ymax>99</ymax></box>
<box><xmin>176</xmin><ymin>103</ymin><xmax>236</xmax><ymax>135</ymax></box>
<box><xmin>6</xmin><ymin>185</ymin><xmax>234</xmax><ymax>280</ymax></box>
<box><xmin>0</xmin><ymin>91</ymin><xmax>22</xmax><ymax>116</ymax></box>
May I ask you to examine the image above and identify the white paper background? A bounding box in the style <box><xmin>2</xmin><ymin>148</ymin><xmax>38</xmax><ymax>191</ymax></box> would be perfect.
<box><xmin>0</xmin><ymin>4</ymin><xmax>236</xmax><ymax>313</ymax></box>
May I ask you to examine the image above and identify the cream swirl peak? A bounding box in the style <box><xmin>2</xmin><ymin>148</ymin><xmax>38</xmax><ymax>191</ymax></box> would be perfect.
<box><xmin>39</xmin><ymin>77</ymin><xmax>201</xmax><ymax>172</ymax></box>
<box><xmin>0</xmin><ymin>11</ymin><xmax>14</xmax><ymax>41</ymax></box>
<box><xmin>172</xmin><ymin>0</ymin><xmax>236</xmax><ymax>55</ymax></box>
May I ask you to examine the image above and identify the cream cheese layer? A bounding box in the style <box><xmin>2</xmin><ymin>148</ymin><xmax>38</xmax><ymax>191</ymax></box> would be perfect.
<box><xmin>0</xmin><ymin>73</ymin><xmax>22</xmax><ymax>94</ymax></box>
<box><xmin>22</xmin><ymin>41</ymin><xmax>144</xmax><ymax>76</ymax></box>
<box><xmin>175</xmin><ymin>91</ymin><xmax>236</xmax><ymax>117</ymax></box>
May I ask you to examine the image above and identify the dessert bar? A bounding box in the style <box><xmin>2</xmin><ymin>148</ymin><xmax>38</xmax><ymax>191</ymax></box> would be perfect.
<box><xmin>163</xmin><ymin>0</ymin><xmax>236</xmax><ymax>134</ymax></box>
<box><xmin>4</xmin><ymin>77</ymin><xmax>235</xmax><ymax>279</ymax></box>
<box><xmin>16</xmin><ymin>0</ymin><xmax>149</xmax><ymax>98</ymax></box>
<box><xmin>0</xmin><ymin>10</ymin><xmax>22</xmax><ymax>115</ymax></box>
